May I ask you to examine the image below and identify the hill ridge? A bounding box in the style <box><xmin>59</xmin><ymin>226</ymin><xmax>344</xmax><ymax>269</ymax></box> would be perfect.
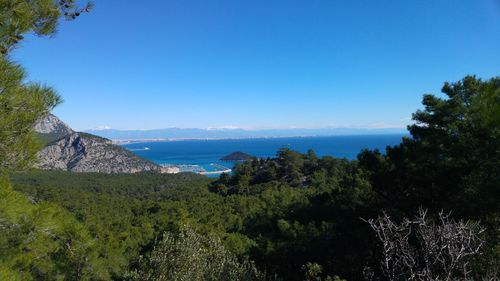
<box><xmin>34</xmin><ymin>114</ymin><xmax>161</xmax><ymax>173</ymax></box>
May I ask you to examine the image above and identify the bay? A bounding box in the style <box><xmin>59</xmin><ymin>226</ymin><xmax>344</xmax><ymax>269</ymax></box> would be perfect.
<box><xmin>122</xmin><ymin>134</ymin><xmax>407</xmax><ymax>176</ymax></box>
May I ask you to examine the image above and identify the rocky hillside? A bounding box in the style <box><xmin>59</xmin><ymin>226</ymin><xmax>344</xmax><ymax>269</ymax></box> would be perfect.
<box><xmin>34</xmin><ymin>114</ymin><xmax>74</xmax><ymax>144</ymax></box>
<box><xmin>34</xmin><ymin>115</ymin><xmax>160</xmax><ymax>173</ymax></box>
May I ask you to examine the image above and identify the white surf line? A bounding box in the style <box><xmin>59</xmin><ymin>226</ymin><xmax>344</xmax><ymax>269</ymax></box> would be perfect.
<box><xmin>199</xmin><ymin>169</ymin><xmax>232</xmax><ymax>175</ymax></box>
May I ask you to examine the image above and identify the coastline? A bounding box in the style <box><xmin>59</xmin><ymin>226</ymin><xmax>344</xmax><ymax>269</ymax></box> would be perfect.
<box><xmin>115</xmin><ymin>134</ymin><xmax>409</xmax><ymax>177</ymax></box>
<box><xmin>112</xmin><ymin>133</ymin><xmax>410</xmax><ymax>145</ymax></box>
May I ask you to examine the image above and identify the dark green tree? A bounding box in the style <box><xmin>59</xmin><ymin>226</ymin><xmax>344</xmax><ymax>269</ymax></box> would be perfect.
<box><xmin>0</xmin><ymin>0</ymin><xmax>91</xmax><ymax>171</ymax></box>
<box><xmin>358</xmin><ymin>76</ymin><xmax>500</xmax><ymax>276</ymax></box>
<box><xmin>359</xmin><ymin>76</ymin><xmax>500</xmax><ymax>216</ymax></box>
<box><xmin>1</xmin><ymin>1</ymin><xmax>97</xmax><ymax>280</ymax></box>
<box><xmin>0</xmin><ymin>175</ymin><xmax>105</xmax><ymax>280</ymax></box>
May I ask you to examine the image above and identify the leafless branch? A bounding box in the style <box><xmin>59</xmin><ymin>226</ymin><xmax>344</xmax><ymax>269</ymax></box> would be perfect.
<box><xmin>363</xmin><ymin>209</ymin><xmax>489</xmax><ymax>281</ymax></box>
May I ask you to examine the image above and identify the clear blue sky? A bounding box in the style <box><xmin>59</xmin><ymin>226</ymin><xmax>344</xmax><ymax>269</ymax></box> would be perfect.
<box><xmin>12</xmin><ymin>0</ymin><xmax>500</xmax><ymax>130</ymax></box>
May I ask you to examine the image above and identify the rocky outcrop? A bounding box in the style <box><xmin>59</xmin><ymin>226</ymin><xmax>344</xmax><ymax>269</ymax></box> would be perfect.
<box><xmin>34</xmin><ymin>115</ymin><xmax>161</xmax><ymax>173</ymax></box>
<box><xmin>34</xmin><ymin>114</ymin><xmax>74</xmax><ymax>144</ymax></box>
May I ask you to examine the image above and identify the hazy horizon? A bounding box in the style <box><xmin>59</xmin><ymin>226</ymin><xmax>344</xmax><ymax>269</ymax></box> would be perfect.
<box><xmin>84</xmin><ymin>123</ymin><xmax>409</xmax><ymax>132</ymax></box>
<box><xmin>85</xmin><ymin>124</ymin><xmax>408</xmax><ymax>141</ymax></box>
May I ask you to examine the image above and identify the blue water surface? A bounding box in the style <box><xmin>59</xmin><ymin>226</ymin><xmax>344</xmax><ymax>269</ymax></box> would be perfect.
<box><xmin>122</xmin><ymin>135</ymin><xmax>407</xmax><ymax>176</ymax></box>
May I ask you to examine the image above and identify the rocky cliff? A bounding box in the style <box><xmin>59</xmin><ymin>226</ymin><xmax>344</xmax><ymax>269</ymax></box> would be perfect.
<box><xmin>34</xmin><ymin>114</ymin><xmax>74</xmax><ymax>144</ymax></box>
<box><xmin>34</xmin><ymin>115</ymin><xmax>160</xmax><ymax>173</ymax></box>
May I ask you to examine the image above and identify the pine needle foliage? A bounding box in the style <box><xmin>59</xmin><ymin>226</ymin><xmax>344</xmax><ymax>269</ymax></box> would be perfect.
<box><xmin>0</xmin><ymin>174</ymin><xmax>106</xmax><ymax>280</ymax></box>
<box><xmin>1</xmin><ymin>1</ymin><xmax>97</xmax><ymax>280</ymax></box>
<box><xmin>0</xmin><ymin>0</ymin><xmax>91</xmax><ymax>171</ymax></box>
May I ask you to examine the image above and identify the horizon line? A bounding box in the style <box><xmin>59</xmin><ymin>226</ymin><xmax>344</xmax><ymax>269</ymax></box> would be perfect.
<box><xmin>110</xmin><ymin>133</ymin><xmax>411</xmax><ymax>144</ymax></box>
<box><xmin>85</xmin><ymin>125</ymin><xmax>410</xmax><ymax>132</ymax></box>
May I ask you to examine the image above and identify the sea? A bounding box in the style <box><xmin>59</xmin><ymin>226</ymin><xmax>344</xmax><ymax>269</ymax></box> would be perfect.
<box><xmin>122</xmin><ymin>134</ymin><xmax>407</xmax><ymax>177</ymax></box>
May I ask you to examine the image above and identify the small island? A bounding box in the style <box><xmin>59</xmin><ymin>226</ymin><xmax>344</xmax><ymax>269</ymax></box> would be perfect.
<box><xmin>220</xmin><ymin>151</ymin><xmax>254</xmax><ymax>162</ymax></box>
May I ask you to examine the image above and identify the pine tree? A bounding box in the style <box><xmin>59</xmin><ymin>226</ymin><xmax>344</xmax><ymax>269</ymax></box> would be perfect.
<box><xmin>0</xmin><ymin>0</ymin><xmax>91</xmax><ymax>171</ymax></box>
<box><xmin>1</xmin><ymin>1</ymin><xmax>98</xmax><ymax>279</ymax></box>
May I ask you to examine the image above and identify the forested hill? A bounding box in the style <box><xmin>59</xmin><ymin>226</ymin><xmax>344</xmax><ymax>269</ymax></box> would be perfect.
<box><xmin>220</xmin><ymin>151</ymin><xmax>254</xmax><ymax>161</ymax></box>
<box><xmin>34</xmin><ymin>114</ymin><xmax>160</xmax><ymax>173</ymax></box>
<box><xmin>8</xmin><ymin>76</ymin><xmax>499</xmax><ymax>280</ymax></box>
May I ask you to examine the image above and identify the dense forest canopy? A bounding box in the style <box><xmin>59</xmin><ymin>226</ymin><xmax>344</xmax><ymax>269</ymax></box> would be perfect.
<box><xmin>0</xmin><ymin>0</ymin><xmax>498</xmax><ymax>280</ymax></box>
<box><xmin>5</xmin><ymin>75</ymin><xmax>499</xmax><ymax>280</ymax></box>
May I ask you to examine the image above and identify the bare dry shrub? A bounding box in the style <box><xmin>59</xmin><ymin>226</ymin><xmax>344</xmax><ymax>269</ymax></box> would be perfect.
<box><xmin>363</xmin><ymin>209</ymin><xmax>497</xmax><ymax>281</ymax></box>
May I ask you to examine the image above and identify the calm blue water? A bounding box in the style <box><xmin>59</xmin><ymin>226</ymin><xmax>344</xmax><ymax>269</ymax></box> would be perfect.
<box><xmin>122</xmin><ymin>135</ymin><xmax>407</xmax><ymax>176</ymax></box>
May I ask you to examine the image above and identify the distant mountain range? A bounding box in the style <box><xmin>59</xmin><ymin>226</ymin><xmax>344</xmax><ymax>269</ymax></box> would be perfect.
<box><xmin>86</xmin><ymin>127</ymin><xmax>408</xmax><ymax>141</ymax></box>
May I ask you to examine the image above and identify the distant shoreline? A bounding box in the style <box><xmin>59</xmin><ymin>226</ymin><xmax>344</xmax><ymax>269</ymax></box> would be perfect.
<box><xmin>113</xmin><ymin>133</ymin><xmax>409</xmax><ymax>145</ymax></box>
